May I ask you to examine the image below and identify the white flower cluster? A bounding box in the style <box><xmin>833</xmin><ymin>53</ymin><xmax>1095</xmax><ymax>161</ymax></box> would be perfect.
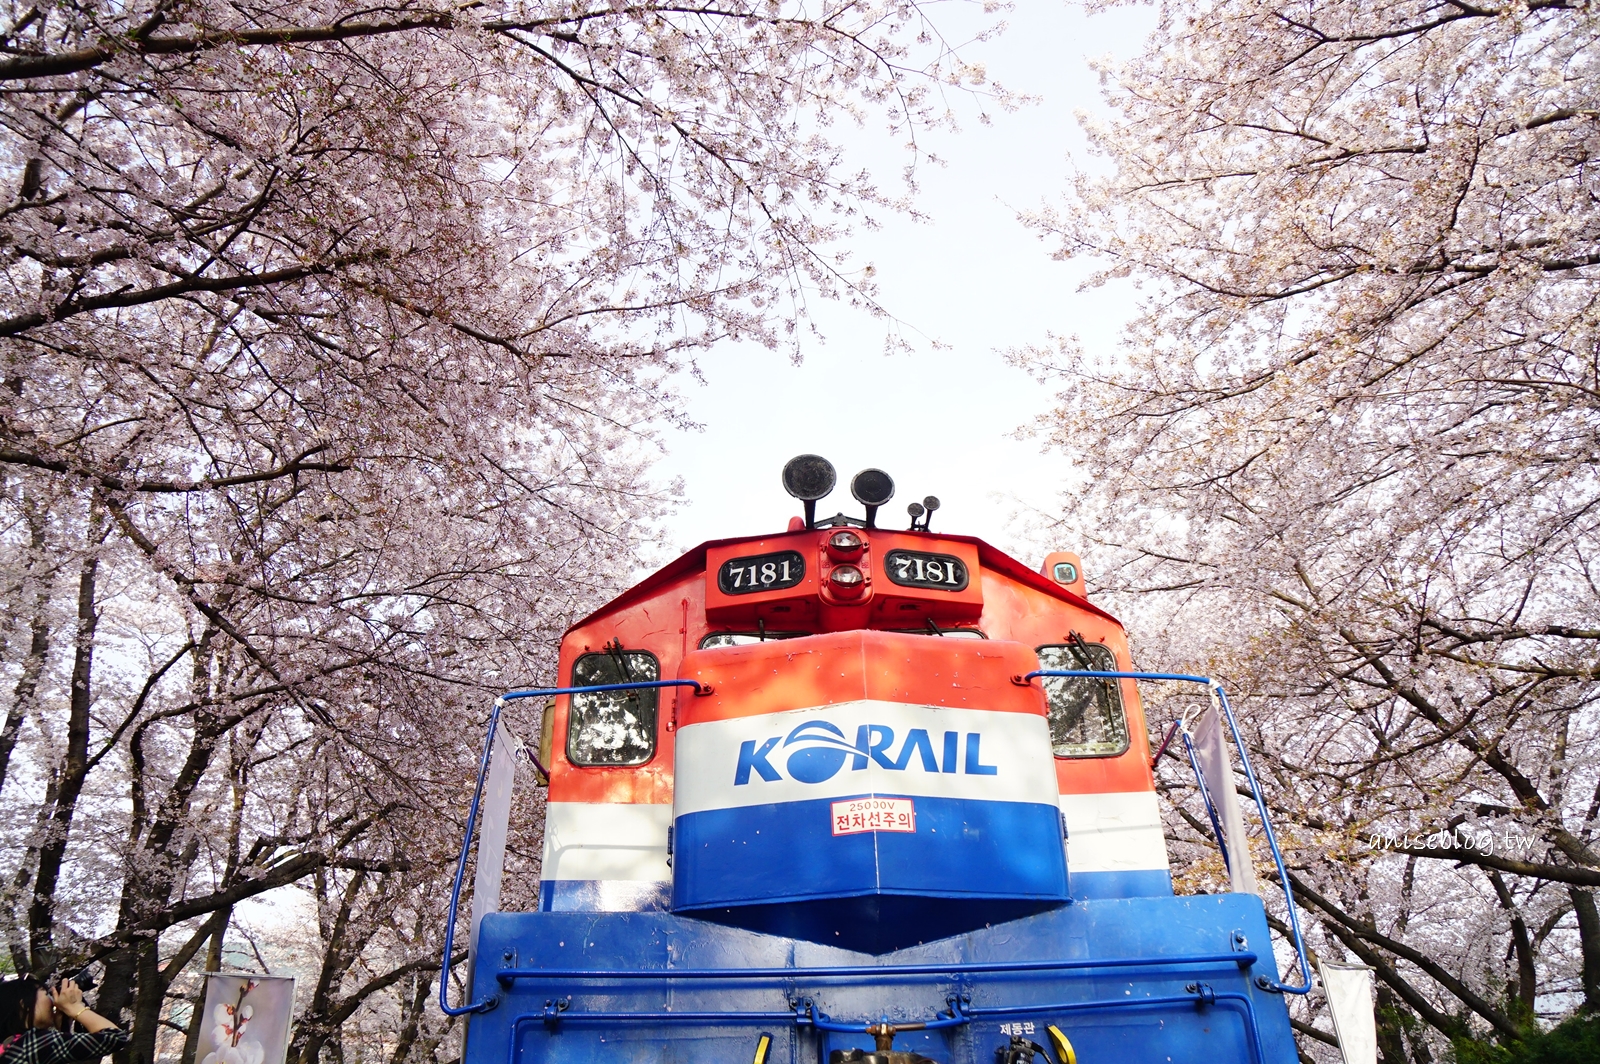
<box><xmin>202</xmin><ymin>1003</ymin><xmax>264</xmax><ymax>1064</ymax></box>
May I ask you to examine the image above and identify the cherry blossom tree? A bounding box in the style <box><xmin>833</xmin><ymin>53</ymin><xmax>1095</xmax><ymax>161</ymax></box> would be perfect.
<box><xmin>1025</xmin><ymin>1</ymin><xmax>1600</xmax><ymax>1059</ymax></box>
<box><xmin>0</xmin><ymin>3</ymin><xmax>994</xmax><ymax>1063</ymax></box>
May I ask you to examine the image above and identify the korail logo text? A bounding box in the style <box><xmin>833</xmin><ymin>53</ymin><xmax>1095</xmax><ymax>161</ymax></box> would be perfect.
<box><xmin>735</xmin><ymin>720</ymin><xmax>998</xmax><ymax>785</ymax></box>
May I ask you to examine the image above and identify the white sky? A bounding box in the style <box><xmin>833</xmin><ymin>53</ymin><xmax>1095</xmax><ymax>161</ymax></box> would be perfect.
<box><xmin>649</xmin><ymin>2</ymin><xmax>1155</xmax><ymax>572</ymax></box>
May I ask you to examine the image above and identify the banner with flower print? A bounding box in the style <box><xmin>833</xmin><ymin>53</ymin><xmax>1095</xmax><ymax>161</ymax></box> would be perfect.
<box><xmin>199</xmin><ymin>974</ymin><xmax>295</xmax><ymax>1064</ymax></box>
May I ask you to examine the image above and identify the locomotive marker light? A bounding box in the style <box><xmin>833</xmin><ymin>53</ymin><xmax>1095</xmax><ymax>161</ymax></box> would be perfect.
<box><xmin>827</xmin><ymin>529</ymin><xmax>866</xmax><ymax>560</ymax></box>
<box><xmin>850</xmin><ymin>468</ymin><xmax>895</xmax><ymax>528</ymax></box>
<box><xmin>828</xmin><ymin>563</ymin><xmax>866</xmax><ymax>597</ymax></box>
<box><xmin>782</xmin><ymin>454</ymin><xmax>837</xmax><ymax>529</ymax></box>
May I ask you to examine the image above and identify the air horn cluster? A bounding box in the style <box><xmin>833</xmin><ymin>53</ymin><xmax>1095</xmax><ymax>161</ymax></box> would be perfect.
<box><xmin>781</xmin><ymin>455</ymin><xmax>940</xmax><ymax>531</ymax></box>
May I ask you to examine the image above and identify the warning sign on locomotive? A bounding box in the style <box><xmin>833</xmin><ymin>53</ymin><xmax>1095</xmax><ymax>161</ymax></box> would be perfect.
<box><xmin>831</xmin><ymin>796</ymin><xmax>916</xmax><ymax>835</ymax></box>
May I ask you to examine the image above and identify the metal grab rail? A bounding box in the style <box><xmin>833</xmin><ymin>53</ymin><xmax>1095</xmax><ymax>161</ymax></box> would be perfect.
<box><xmin>495</xmin><ymin>950</ymin><xmax>1259</xmax><ymax>986</ymax></box>
<box><xmin>1020</xmin><ymin>669</ymin><xmax>1313</xmax><ymax>995</ymax></box>
<box><xmin>964</xmin><ymin>990</ymin><xmax>1269</xmax><ymax>1064</ymax></box>
<box><xmin>508</xmin><ymin>1000</ymin><xmax>974</xmax><ymax>1044</ymax></box>
<box><xmin>502</xmin><ymin>1003</ymin><xmax>974</xmax><ymax>1064</ymax></box>
<box><xmin>503</xmin><ymin>987</ymin><xmax>1266</xmax><ymax>1064</ymax></box>
<box><xmin>494</xmin><ymin>954</ymin><xmax>1264</xmax><ymax>1059</ymax></box>
<box><xmin>438</xmin><ymin>679</ymin><xmax>711</xmax><ymax>1016</ymax></box>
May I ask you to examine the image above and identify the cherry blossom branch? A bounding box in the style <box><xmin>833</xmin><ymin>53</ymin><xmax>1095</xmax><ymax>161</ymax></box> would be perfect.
<box><xmin>0</xmin><ymin>256</ymin><xmax>377</xmax><ymax>336</ymax></box>
<box><xmin>1289</xmin><ymin>869</ymin><xmax>1521</xmax><ymax>1037</ymax></box>
<box><xmin>0</xmin><ymin>443</ymin><xmax>351</xmax><ymax>494</ymax></box>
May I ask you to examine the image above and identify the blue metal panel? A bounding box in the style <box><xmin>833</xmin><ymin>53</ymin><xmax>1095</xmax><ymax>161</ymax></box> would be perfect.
<box><xmin>538</xmin><ymin>881</ymin><xmax>670</xmax><ymax>913</ymax></box>
<box><xmin>532</xmin><ymin>846</ymin><xmax>1170</xmax><ymax>918</ymax></box>
<box><xmin>1067</xmin><ymin>869</ymin><xmax>1173</xmax><ymax>899</ymax></box>
<box><xmin>673</xmin><ymin>796</ymin><xmax>1068</xmax><ymax>900</ymax></box>
<box><xmin>463</xmin><ymin>894</ymin><xmax>1299</xmax><ymax>1064</ymax></box>
<box><xmin>672</xmin><ymin>795</ymin><xmax>1069</xmax><ymax>951</ymax></box>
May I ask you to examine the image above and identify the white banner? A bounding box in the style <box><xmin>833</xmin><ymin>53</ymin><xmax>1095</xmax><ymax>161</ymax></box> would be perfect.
<box><xmin>1319</xmin><ymin>960</ymin><xmax>1377</xmax><ymax>1064</ymax></box>
<box><xmin>199</xmin><ymin>974</ymin><xmax>294</xmax><ymax>1064</ymax></box>
<box><xmin>1191</xmin><ymin>703</ymin><xmax>1258</xmax><ymax>895</ymax></box>
<box><xmin>466</xmin><ymin>722</ymin><xmax>523</xmax><ymax>999</ymax></box>
<box><xmin>469</xmin><ymin>723</ymin><xmax>523</xmax><ymax>938</ymax></box>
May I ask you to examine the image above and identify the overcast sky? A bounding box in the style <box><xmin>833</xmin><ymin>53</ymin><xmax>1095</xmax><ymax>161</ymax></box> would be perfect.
<box><xmin>647</xmin><ymin>2</ymin><xmax>1155</xmax><ymax>575</ymax></box>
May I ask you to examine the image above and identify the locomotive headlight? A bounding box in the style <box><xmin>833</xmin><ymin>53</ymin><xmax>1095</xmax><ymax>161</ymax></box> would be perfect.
<box><xmin>827</xmin><ymin>529</ymin><xmax>865</xmax><ymax>559</ymax></box>
<box><xmin>828</xmin><ymin>564</ymin><xmax>866</xmax><ymax>596</ymax></box>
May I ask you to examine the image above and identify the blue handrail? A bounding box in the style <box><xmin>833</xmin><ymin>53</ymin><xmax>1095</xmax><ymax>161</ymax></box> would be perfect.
<box><xmin>1021</xmin><ymin>669</ymin><xmax>1313</xmax><ymax>995</ymax></box>
<box><xmin>964</xmin><ymin>990</ymin><xmax>1268</xmax><ymax>1064</ymax></box>
<box><xmin>438</xmin><ymin>678</ymin><xmax>711</xmax><ymax>1016</ymax></box>
<box><xmin>495</xmin><ymin>950</ymin><xmax>1258</xmax><ymax>986</ymax></box>
<box><xmin>503</xmin><ymin>988</ymin><xmax>1267</xmax><ymax>1064</ymax></box>
<box><xmin>500</xmin><ymin>679</ymin><xmax>710</xmax><ymax>702</ymax></box>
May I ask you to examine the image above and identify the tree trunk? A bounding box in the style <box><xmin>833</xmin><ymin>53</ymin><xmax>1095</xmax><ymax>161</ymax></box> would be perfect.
<box><xmin>0</xmin><ymin>481</ymin><xmax>53</xmax><ymax>798</ymax></box>
<box><xmin>125</xmin><ymin>931</ymin><xmax>165</xmax><ymax>1064</ymax></box>
<box><xmin>388</xmin><ymin>972</ymin><xmax>432</xmax><ymax>1064</ymax></box>
<box><xmin>181</xmin><ymin>913</ymin><xmax>232</xmax><ymax>1064</ymax></box>
<box><xmin>1487</xmin><ymin>871</ymin><xmax>1537</xmax><ymax>1023</ymax></box>
<box><xmin>1375</xmin><ymin>984</ymin><xmax>1411</xmax><ymax>1064</ymax></box>
<box><xmin>1570</xmin><ymin>887</ymin><xmax>1600</xmax><ymax>1012</ymax></box>
<box><xmin>295</xmin><ymin>871</ymin><xmax>367</xmax><ymax>1064</ymax></box>
<box><xmin>29</xmin><ymin>516</ymin><xmax>101</xmax><ymax>968</ymax></box>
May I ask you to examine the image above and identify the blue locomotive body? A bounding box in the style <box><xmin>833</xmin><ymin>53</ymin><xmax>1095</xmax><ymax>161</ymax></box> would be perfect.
<box><xmin>442</xmin><ymin>460</ymin><xmax>1314</xmax><ymax>1064</ymax></box>
<box><xmin>464</xmin><ymin>896</ymin><xmax>1297</xmax><ymax>1063</ymax></box>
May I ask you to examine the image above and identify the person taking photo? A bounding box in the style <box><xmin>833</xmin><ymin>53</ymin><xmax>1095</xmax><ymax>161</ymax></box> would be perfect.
<box><xmin>0</xmin><ymin>977</ymin><xmax>127</xmax><ymax>1064</ymax></box>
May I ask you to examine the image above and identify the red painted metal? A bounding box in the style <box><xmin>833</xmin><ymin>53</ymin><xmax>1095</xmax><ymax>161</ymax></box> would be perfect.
<box><xmin>545</xmin><ymin>527</ymin><xmax>1156</xmax><ymax>807</ymax></box>
<box><xmin>677</xmin><ymin>631</ymin><xmax>1048</xmax><ymax>726</ymax></box>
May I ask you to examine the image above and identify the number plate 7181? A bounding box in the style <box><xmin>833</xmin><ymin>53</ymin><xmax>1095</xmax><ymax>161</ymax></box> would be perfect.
<box><xmin>716</xmin><ymin>550</ymin><xmax>806</xmax><ymax>595</ymax></box>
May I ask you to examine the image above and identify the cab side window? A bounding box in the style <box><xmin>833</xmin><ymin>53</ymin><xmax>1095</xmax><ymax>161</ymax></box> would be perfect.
<box><xmin>566</xmin><ymin>650</ymin><xmax>659</xmax><ymax>766</ymax></box>
<box><xmin>699</xmin><ymin>631</ymin><xmax>808</xmax><ymax>648</ymax></box>
<box><xmin>1035</xmin><ymin>643</ymin><xmax>1128</xmax><ymax>758</ymax></box>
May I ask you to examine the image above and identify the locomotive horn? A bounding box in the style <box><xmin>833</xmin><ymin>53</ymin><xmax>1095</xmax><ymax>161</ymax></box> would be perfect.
<box><xmin>907</xmin><ymin>501</ymin><xmax>925</xmax><ymax>530</ymax></box>
<box><xmin>850</xmin><ymin>468</ymin><xmax>895</xmax><ymax>529</ymax></box>
<box><xmin>782</xmin><ymin>454</ymin><xmax>836</xmax><ymax>529</ymax></box>
<box><xmin>921</xmin><ymin>495</ymin><xmax>940</xmax><ymax>532</ymax></box>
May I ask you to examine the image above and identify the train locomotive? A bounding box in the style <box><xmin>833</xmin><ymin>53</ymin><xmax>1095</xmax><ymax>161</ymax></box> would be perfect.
<box><xmin>440</xmin><ymin>456</ymin><xmax>1314</xmax><ymax>1064</ymax></box>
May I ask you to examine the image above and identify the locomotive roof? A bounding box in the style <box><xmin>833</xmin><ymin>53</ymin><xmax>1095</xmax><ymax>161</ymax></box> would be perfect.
<box><xmin>566</xmin><ymin>530</ymin><xmax>1122</xmax><ymax>634</ymax></box>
